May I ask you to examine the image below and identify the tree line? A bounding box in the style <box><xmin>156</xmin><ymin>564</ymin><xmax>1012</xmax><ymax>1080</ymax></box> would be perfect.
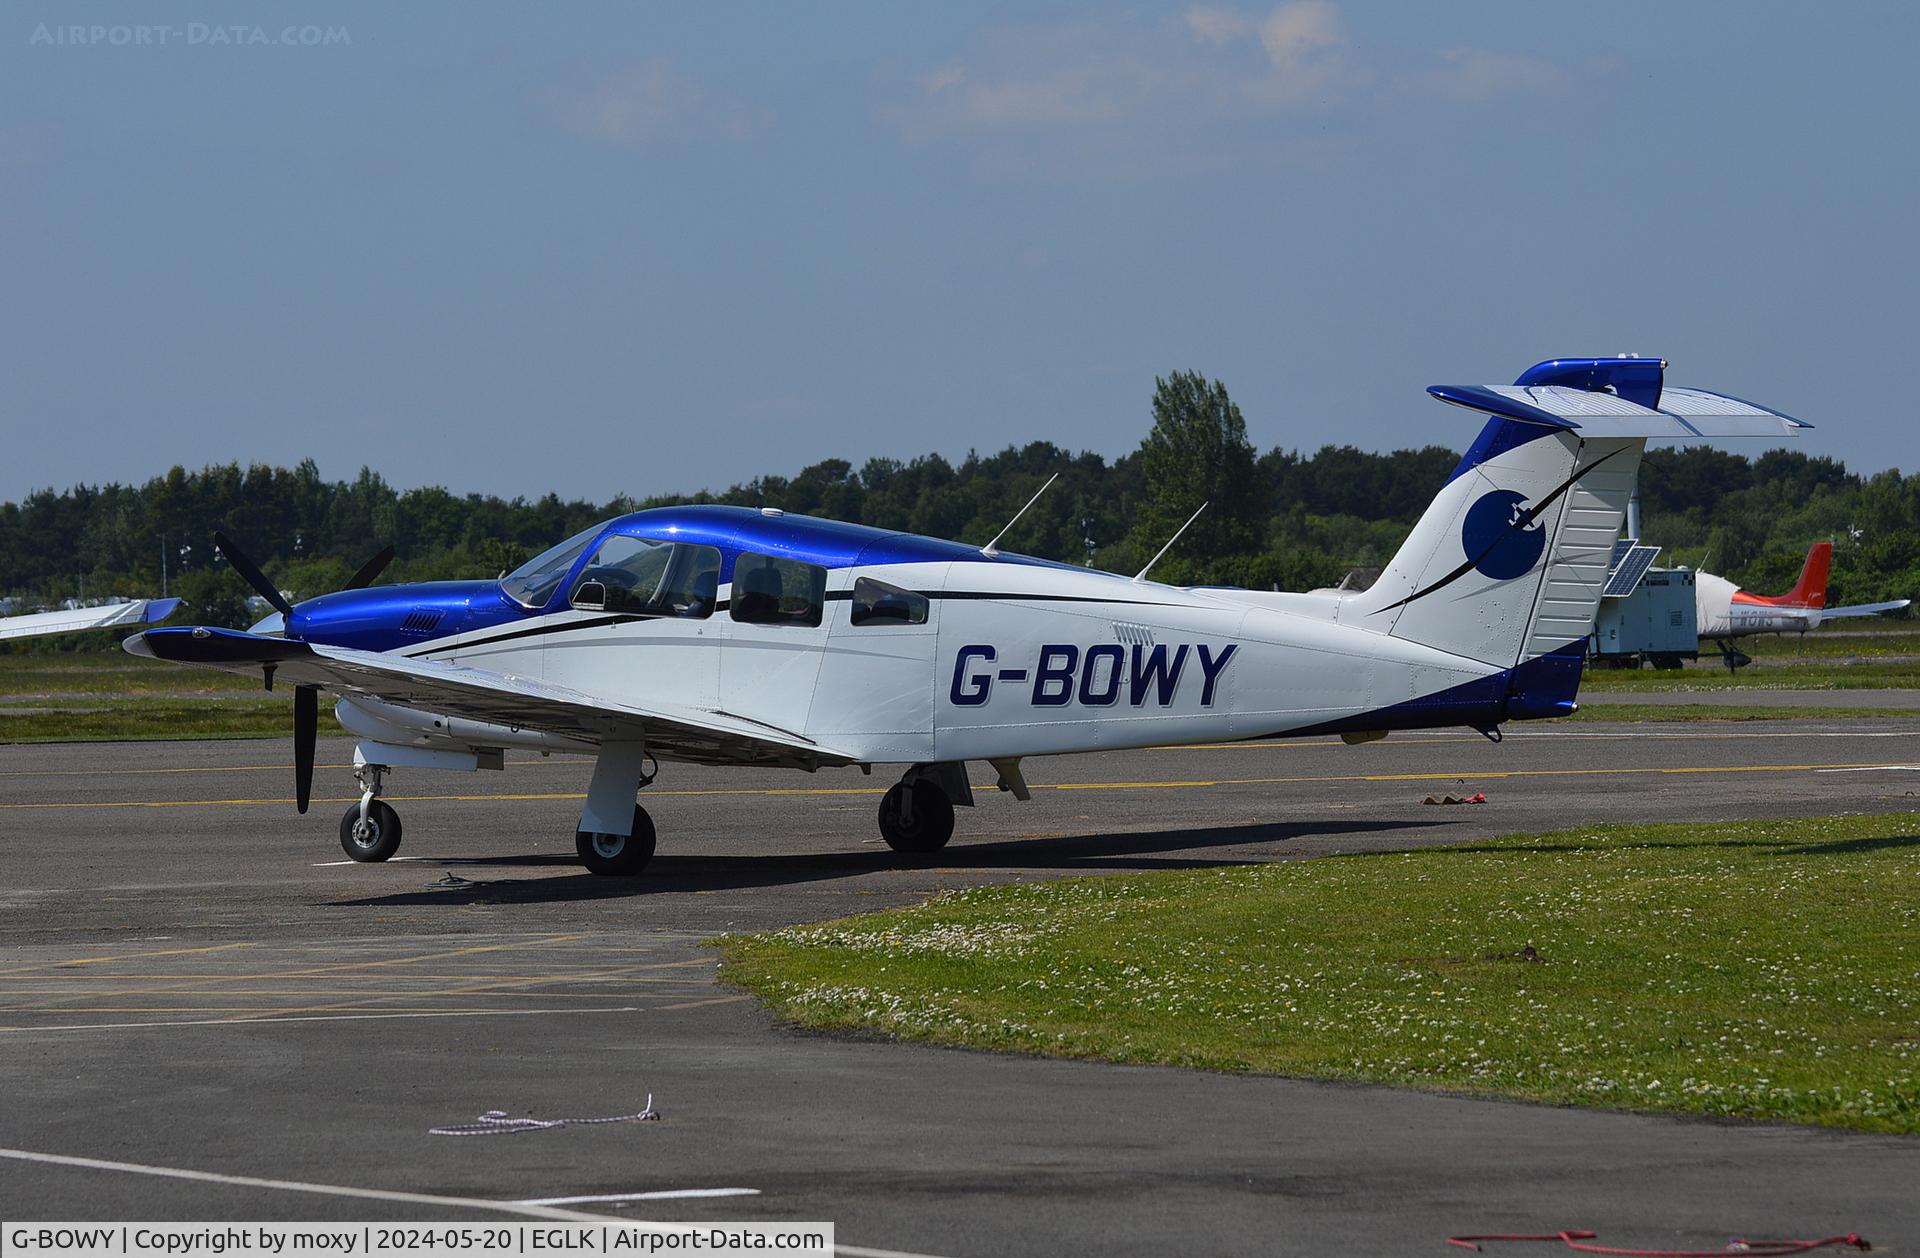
<box><xmin>2</xmin><ymin>372</ymin><xmax>1910</xmax><ymax>635</ymax></box>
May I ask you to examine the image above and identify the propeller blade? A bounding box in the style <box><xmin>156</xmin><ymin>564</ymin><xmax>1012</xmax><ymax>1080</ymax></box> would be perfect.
<box><xmin>294</xmin><ymin>685</ymin><xmax>317</xmax><ymax>815</ymax></box>
<box><xmin>344</xmin><ymin>545</ymin><xmax>396</xmax><ymax>590</ymax></box>
<box><xmin>213</xmin><ymin>530</ymin><xmax>292</xmax><ymax>617</ymax></box>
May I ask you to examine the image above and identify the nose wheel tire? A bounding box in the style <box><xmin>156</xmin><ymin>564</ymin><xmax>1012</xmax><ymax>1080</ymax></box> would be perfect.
<box><xmin>878</xmin><ymin>781</ymin><xmax>955</xmax><ymax>854</ymax></box>
<box><xmin>339</xmin><ymin>800</ymin><xmax>403</xmax><ymax>862</ymax></box>
<box><xmin>576</xmin><ymin>806</ymin><xmax>657</xmax><ymax>876</ymax></box>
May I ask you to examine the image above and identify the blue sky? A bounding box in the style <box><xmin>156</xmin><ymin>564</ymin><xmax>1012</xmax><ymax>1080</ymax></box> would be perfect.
<box><xmin>2</xmin><ymin>1</ymin><xmax>1914</xmax><ymax>503</ymax></box>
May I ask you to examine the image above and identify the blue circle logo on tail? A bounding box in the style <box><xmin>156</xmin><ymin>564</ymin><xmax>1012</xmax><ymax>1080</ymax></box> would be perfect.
<box><xmin>1461</xmin><ymin>489</ymin><xmax>1547</xmax><ymax>580</ymax></box>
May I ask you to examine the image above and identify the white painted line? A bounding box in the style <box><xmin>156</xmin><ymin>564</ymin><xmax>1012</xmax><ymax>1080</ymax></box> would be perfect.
<box><xmin>514</xmin><ymin>1189</ymin><xmax>761</xmax><ymax>1205</ymax></box>
<box><xmin>0</xmin><ymin>1148</ymin><xmax>955</xmax><ymax>1257</ymax></box>
<box><xmin>0</xmin><ymin>1146</ymin><xmax>663</xmax><ymax>1225</ymax></box>
<box><xmin>1815</xmin><ymin>765</ymin><xmax>1920</xmax><ymax>772</ymax></box>
<box><xmin>3</xmin><ymin>1006</ymin><xmax>641</xmax><ymax>1033</ymax></box>
<box><xmin>311</xmin><ymin>855</ymin><xmax>431</xmax><ymax>866</ymax></box>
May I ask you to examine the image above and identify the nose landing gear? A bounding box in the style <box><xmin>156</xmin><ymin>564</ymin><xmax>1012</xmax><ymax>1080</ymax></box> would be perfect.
<box><xmin>339</xmin><ymin>762</ymin><xmax>403</xmax><ymax>862</ymax></box>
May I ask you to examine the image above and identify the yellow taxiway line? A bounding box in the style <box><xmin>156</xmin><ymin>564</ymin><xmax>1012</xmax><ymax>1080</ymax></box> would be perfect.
<box><xmin>0</xmin><ymin>760</ymin><xmax>1905</xmax><ymax>812</ymax></box>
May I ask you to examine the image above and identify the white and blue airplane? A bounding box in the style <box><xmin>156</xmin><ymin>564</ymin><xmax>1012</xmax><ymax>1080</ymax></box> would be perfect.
<box><xmin>126</xmin><ymin>357</ymin><xmax>1809</xmax><ymax>876</ymax></box>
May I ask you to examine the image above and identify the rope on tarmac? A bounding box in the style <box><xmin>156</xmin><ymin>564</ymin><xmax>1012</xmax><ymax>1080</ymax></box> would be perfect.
<box><xmin>429</xmin><ymin>1095</ymin><xmax>658</xmax><ymax>1136</ymax></box>
<box><xmin>1446</xmin><ymin>1230</ymin><xmax>1871</xmax><ymax>1256</ymax></box>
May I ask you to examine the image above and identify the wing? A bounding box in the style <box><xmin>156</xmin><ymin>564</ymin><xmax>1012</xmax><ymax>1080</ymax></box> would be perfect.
<box><xmin>125</xmin><ymin>626</ymin><xmax>859</xmax><ymax>770</ymax></box>
<box><xmin>0</xmin><ymin>598</ymin><xmax>181</xmax><ymax>643</ymax></box>
<box><xmin>1819</xmin><ymin>599</ymin><xmax>1911</xmax><ymax>620</ymax></box>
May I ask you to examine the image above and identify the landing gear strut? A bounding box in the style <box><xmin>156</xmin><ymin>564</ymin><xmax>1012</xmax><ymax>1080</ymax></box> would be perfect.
<box><xmin>574</xmin><ymin>741</ymin><xmax>659</xmax><ymax>877</ymax></box>
<box><xmin>339</xmin><ymin>763</ymin><xmax>403</xmax><ymax>862</ymax></box>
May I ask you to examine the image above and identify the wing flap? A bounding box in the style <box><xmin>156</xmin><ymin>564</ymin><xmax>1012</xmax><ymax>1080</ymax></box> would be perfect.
<box><xmin>126</xmin><ymin>626</ymin><xmax>857</xmax><ymax>768</ymax></box>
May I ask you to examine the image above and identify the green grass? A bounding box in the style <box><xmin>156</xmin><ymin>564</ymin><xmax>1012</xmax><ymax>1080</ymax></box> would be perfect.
<box><xmin>1577</xmin><ymin>662</ymin><xmax>1920</xmax><ymax>691</ymax></box>
<box><xmin>0</xmin><ymin>645</ymin><xmax>284</xmax><ymax>741</ymax></box>
<box><xmin>1568</xmin><ymin>703</ymin><xmax>1920</xmax><ymax>722</ymax></box>
<box><xmin>0</xmin><ymin>695</ymin><xmax>291</xmax><ymax>742</ymax></box>
<box><xmin>0</xmin><ymin>650</ymin><xmax>255</xmax><ymax>695</ymax></box>
<box><xmin>1740</xmin><ymin>626</ymin><xmax>1920</xmax><ymax>660</ymax></box>
<box><xmin>719</xmin><ymin>815</ymin><xmax>1920</xmax><ymax>1132</ymax></box>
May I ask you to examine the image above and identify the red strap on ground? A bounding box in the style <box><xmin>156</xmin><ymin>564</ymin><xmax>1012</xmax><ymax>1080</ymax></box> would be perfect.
<box><xmin>1446</xmin><ymin>1231</ymin><xmax>1870</xmax><ymax>1256</ymax></box>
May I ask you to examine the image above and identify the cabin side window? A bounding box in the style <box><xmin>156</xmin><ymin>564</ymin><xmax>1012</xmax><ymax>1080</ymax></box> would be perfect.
<box><xmin>729</xmin><ymin>552</ymin><xmax>827</xmax><ymax>627</ymax></box>
<box><xmin>849</xmin><ymin>576</ymin><xmax>929</xmax><ymax>626</ymax></box>
<box><xmin>571</xmin><ymin>537</ymin><xmax>722</xmax><ymax>619</ymax></box>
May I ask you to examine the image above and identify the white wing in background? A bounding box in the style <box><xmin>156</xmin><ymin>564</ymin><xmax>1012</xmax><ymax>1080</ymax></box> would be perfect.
<box><xmin>0</xmin><ymin>598</ymin><xmax>181</xmax><ymax>642</ymax></box>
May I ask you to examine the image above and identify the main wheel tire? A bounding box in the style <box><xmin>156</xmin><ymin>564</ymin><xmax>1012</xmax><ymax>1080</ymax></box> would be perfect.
<box><xmin>339</xmin><ymin>799</ymin><xmax>403</xmax><ymax>862</ymax></box>
<box><xmin>878</xmin><ymin>780</ymin><xmax>955</xmax><ymax>854</ymax></box>
<box><xmin>576</xmin><ymin>806</ymin><xmax>657</xmax><ymax>876</ymax></box>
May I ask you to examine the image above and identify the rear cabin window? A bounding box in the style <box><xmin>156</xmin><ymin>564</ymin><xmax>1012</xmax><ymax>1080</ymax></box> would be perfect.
<box><xmin>729</xmin><ymin>552</ymin><xmax>827</xmax><ymax>627</ymax></box>
<box><xmin>850</xmin><ymin>576</ymin><xmax>929</xmax><ymax>626</ymax></box>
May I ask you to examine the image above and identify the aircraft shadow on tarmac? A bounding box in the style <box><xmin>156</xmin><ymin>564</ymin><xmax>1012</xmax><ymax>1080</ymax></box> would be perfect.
<box><xmin>323</xmin><ymin>816</ymin><xmax>1448</xmax><ymax>908</ymax></box>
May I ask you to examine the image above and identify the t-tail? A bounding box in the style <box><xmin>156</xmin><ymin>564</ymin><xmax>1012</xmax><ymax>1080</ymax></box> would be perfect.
<box><xmin>1342</xmin><ymin>356</ymin><xmax>1811</xmax><ymax>719</ymax></box>
<box><xmin>1766</xmin><ymin>542</ymin><xmax>1833</xmax><ymax>609</ymax></box>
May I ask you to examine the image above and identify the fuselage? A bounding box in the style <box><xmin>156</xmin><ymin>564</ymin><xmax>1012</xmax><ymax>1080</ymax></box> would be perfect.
<box><xmin>285</xmin><ymin>505</ymin><xmax>1555</xmax><ymax>766</ymax></box>
<box><xmin>1693</xmin><ymin>570</ymin><xmax>1824</xmax><ymax>639</ymax></box>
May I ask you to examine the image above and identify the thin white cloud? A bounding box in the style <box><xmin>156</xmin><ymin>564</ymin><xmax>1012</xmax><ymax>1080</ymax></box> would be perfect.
<box><xmin>894</xmin><ymin>21</ymin><xmax>1198</xmax><ymax>141</ymax></box>
<box><xmin>1258</xmin><ymin>0</ymin><xmax>1343</xmax><ymax>77</ymax></box>
<box><xmin>544</xmin><ymin>59</ymin><xmax>765</xmax><ymax>147</ymax></box>
<box><xmin>894</xmin><ymin>5</ymin><xmax>1347</xmax><ymax>142</ymax></box>
<box><xmin>886</xmin><ymin>2</ymin><xmax>1574</xmax><ymax>165</ymax></box>
<box><xmin>1185</xmin><ymin>5</ymin><xmax>1255</xmax><ymax>46</ymax></box>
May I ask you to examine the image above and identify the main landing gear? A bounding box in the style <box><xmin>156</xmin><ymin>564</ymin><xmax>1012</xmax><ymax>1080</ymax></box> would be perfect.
<box><xmin>573</xmin><ymin>741</ymin><xmax>658</xmax><ymax>878</ymax></box>
<box><xmin>576</xmin><ymin>806</ymin><xmax>657</xmax><ymax>876</ymax></box>
<box><xmin>877</xmin><ymin>762</ymin><xmax>983</xmax><ymax>855</ymax></box>
<box><xmin>878</xmin><ymin>779</ymin><xmax>956</xmax><ymax>854</ymax></box>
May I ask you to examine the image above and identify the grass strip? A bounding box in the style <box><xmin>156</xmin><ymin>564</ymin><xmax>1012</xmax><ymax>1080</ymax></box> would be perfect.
<box><xmin>1568</xmin><ymin>704</ymin><xmax>1920</xmax><ymax>722</ymax></box>
<box><xmin>1577</xmin><ymin>664</ymin><xmax>1920</xmax><ymax>691</ymax></box>
<box><xmin>0</xmin><ymin>650</ymin><xmax>256</xmax><ymax>695</ymax></box>
<box><xmin>719</xmin><ymin>814</ymin><xmax>1920</xmax><ymax>1132</ymax></box>
<box><xmin>0</xmin><ymin>697</ymin><xmax>290</xmax><ymax>742</ymax></box>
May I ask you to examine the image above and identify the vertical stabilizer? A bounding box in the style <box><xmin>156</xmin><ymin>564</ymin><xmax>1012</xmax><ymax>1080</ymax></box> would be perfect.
<box><xmin>1345</xmin><ymin>357</ymin><xmax>1663</xmax><ymax>678</ymax></box>
<box><xmin>1781</xmin><ymin>542</ymin><xmax>1833</xmax><ymax>608</ymax></box>
<box><xmin>1344</xmin><ymin>427</ymin><xmax>1641</xmax><ymax>675</ymax></box>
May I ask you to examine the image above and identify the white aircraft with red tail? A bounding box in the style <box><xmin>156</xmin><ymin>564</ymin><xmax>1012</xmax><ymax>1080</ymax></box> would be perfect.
<box><xmin>1695</xmin><ymin>541</ymin><xmax>1909</xmax><ymax>640</ymax></box>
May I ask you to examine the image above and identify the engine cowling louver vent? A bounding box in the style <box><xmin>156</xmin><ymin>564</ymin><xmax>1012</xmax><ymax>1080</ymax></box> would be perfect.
<box><xmin>400</xmin><ymin>609</ymin><xmax>443</xmax><ymax>633</ymax></box>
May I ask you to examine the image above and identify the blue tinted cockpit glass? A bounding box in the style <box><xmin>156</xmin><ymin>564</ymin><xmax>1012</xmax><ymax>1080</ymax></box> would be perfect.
<box><xmin>498</xmin><ymin>522</ymin><xmax>606</xmax><ymax>609</ymax></box>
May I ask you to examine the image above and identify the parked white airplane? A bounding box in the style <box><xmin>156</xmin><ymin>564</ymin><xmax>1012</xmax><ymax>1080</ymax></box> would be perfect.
<box><xmin>0</xmin><ymin>598</ymin><xmax>181</xmax><ymax>643</ymax></box>
<box><xmin>127</xmin><ymin>357</ymin><xmax>1809</xmax><ymax>876</ymax></box>
<box><xmin>1695</xmin><ymin>541</ymin><xmax>1909</xmax><ymax>639</ymax></box>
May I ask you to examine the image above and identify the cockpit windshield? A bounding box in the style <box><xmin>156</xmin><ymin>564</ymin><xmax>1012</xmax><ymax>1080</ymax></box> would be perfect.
<box><xmin>498</xmin><ymin>522</ymin><xmax>605</xmax><ymax>609</ymax></box>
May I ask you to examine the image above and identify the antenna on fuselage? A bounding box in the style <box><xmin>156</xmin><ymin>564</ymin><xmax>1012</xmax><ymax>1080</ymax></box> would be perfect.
<box><xmin>1134</xmin><ymin>502</ymin><xmax>1207</xmax><ymax>583</ymax></box>
<box><xmin>981</xmin><ymin>471</ymin><xmax>1059</xmax><ymax>559</ymax></box>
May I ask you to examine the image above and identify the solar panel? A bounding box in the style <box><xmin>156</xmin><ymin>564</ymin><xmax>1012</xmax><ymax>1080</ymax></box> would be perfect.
<box><xmin>1610</xmin><ymin>537</ymin><xmax>1639</xmax><ymax>571</ymax></box>
<box><xmin>1601</xmin><ymin>544</ymin><xmax>1662</xmax><ymax>598</ymax></box>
